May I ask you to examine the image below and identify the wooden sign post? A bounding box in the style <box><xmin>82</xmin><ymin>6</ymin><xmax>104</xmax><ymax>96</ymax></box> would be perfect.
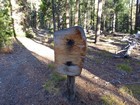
<box><xmin>54</xmin><ymin>26</ymin><xmax>86</xmax><ymax>100</ymax></box>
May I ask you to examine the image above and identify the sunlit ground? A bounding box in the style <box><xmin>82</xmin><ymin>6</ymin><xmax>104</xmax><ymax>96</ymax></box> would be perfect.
<box><xmin>17</xmin><ymin>37</ymin><xmax>54</xmax><ymax>61</ymax></box>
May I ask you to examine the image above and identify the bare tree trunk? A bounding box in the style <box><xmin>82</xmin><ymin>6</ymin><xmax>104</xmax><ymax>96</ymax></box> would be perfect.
<box><xmin>57</xmin><ymin>14</ymin><xmax>60</xmax><ymax>30</ymax></box>
<box><xmin>95</xmin><ymin>0</ymin><xmax>103</xmax><ymax>44</ymax></box>
<box><xmin>130</xmin><ymin>0</ymin><xmax>134</xmax><ymax>34</ymax></box>
<box><xmin>87</xmin><ymin>0</ymin><xmax>91</xmax><ymax>32</ymax></box>
<box><xmin>70</xmin><ymin>0</ymin><xmax>73</xmax><ymax>27</ymax></box>
<box><xmin>56</xmin><ymin>1</ymin><xmax>60</xmax><ymax>30</ymax></box>
<box><xmin>84</xmin><ymin>13</ymin><xmax>87</xmax><ymax>31</ymax></box>
<box><xmin>94</xmin><ymin>0</ymin><xmax>98</xmax><ymax>30</ymax></box>
<box><xmin>135</xmin><ymin>0</ymin><xmax>139</xmax><ymax>31</ymax></box>
<box><xmin>90</xmin><ymin>0</ymin><xmax>94</xmax><ymax>29</ymax></box>
<box><xmin>79</xmin><ymin>2</ymin><xmax>81</xmax><ymax>26</ymax></box>
<box><xmin>75</xmin><ymin>0</ymin><xmax>79</xmax><ymax>26</ymax></box>
<box><xmin>66</xmin><ymin>0</ymin><xmax>70</xmax><ymax>28</ymax></box>
<box><xmin>103</xmin><ymin>15</ymin><xmax>106</xmax><ymax>32</ymax></box>
<box><xmin>112</xmin><ymin>13</ymin><xmax>116</xmax><ymax>33</ymax></box>
<box><xmin>10</xmin><ymin>0</ymin><xmax>27</xmax><ymax>37</ymax></box>
<box><xmin>52</xmin><ymin>0</ymin><xmax>56</xmax><ymax>32</ymax></box>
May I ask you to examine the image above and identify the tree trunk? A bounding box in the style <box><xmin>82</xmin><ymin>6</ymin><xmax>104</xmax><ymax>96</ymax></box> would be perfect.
<box><xmin>57</xmin><ymin>1</ymin><xmax>61</xmax><ymax>30</ymax></box>
<box><xmin>84</xmin><ymin>13</ymin><xmax>87</xmax><ymax>32</ymax></box>
<box><xmin>95</xmin><ymin>0</ymin><xmax>103</xmax><ymax>44</ymax></box>
<box><xmin>75</xmin><ymin>0</ymin><xmax>79</xmax><ymax>26</ymax></box>
<box><xmin>94</xmin><ymin>0</ymin><xmax>98</xmax><ymax>30</ymax></box>
<box><xmin>112</xmin><ymin>13</ymin><xmax>116</xmax><ymax>33</ymax></box>
<box><xmin>10</xmin><ymin>0</ymin><xmax>27</xmax><ymax>37</ymax></box>
<box><xmin>90</xmin><ymin>0</ymin><xmax>94</xmax><ymax>30</ymax></box>
<box><xmin>66</xmin><ymin>0</ymin><xmax>70</xmax><ymax>28</ymax></box>
<box><xmin>135</xmin><ymin>0</ymin><xmax>139</xmax><ymax>31</ymax></box>
<box><xmin>130</xmin><ymin>0</ymin><xmax>134</xmax><ymax>34</ymax></box>
<box><xmin>87</xmin><ymin>0</ymin><xmax>91</xmax><ymax>32</ymax></box>
<box><xmin>103</xmin><ymin>15</ymin><xmax>106</xmax><ymax>32</ymax></box>
<box><xmin>57</xmin><ymin>13</ymin><xmax>60</xmax><ymax>30</ymax></box>
<box><xmin>70</xmin><ymin>0</ymin><xmax>73</xmax><ymax>27</ymax></box>
<box><xmin>79</xmin><ymin>2</ymin><xmax>81</xmax><ymax>26</ymax></box>
<box><xmin>52</xmin><ymin>0</ymin><xmax>56</xmax><ymax>32</ymax></box>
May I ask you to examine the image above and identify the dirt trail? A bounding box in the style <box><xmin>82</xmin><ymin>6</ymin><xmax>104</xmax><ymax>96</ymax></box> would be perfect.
<box><xmin>0</xmin><ymin>42</ymin><xmax>51</xmax><ymax>105</ymax></box>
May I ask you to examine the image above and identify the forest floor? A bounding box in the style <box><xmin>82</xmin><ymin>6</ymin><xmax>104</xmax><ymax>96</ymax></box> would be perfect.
<box><xmin>0</xmin><ymin>30</ymin><xmax>140</xmax><ymax>105</ymax></box>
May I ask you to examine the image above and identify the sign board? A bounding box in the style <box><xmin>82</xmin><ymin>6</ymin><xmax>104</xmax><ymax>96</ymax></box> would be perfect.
<box><xmin>54</xmin><ymin>26</ymin><xmax>86</xmax><ymax>76</ymax></box>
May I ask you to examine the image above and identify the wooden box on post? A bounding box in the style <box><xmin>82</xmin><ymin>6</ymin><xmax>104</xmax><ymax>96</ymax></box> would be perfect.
<box><xmin>54</xmin><ymin>26</ymin><xmax>86</xmax><ymax>76</ymax></box>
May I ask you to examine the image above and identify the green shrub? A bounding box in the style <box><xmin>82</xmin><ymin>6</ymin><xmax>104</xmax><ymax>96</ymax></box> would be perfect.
<box><xmin>43</xmin><ymin>72</ymin><xmax>66</xmax><ymax>93</ymax></box>
<box><xmin>101</xmin><ymin>94</ymin><xmax>125</xmax><ymax>105</ymax></box>
<box><xmin>26</xmin><ymin>28</ymin><xmax>35</xmax><ymax>38</ymax></box>
<box><xmin>120</xmin><ymin>85</ymin><xmax>140</xmax><ymax>101</ymax></box>
<box><xmin>128</xmin><ymin>85</ymin><xmax>140</xmax><ymax>100</ymax></box>
<box><xmin>119</xmin><ymin>86</ymin><xmax>133</xmax><ymax>96</ymax></box>
<box><xmin>0</xmin><ymin>2</ymin><xmax>13</xmax><ymax>52</ymax></box>
<box><xmin>117</xmin><ymin>64</ymin><xmax>132</xmax><ymax>72</ymax></box>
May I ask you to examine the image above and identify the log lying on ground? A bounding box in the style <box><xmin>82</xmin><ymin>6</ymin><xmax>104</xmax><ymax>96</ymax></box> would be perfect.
<box><xmin>113</xmin><ymin>32</ymin><xmax>130</xmax><ymax>37</ymax></box>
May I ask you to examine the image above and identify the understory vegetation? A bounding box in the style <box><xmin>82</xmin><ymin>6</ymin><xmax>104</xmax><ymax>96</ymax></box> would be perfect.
<box><xmin>0</xmin><ymin>1</ymin><xmax>13</xmax><ymax>53</ymax></box>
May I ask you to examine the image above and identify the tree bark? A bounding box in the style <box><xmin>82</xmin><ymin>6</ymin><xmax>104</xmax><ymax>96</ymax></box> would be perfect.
<box><xmin>70</xmin><ymin>0</ymin><xmax>73</xmax><ymax>27</ymax></box>
<box><xmin>135</xmin><ymin>0</ymin><xmax>139</xmax><ymax>31</ymax></box>
<box><xmin>66</xmin><ymin>0</ymin><xmax>70</xmax><ymax>28</ymax></box>
<box><xmin>75</xmin><ymin>0</ymin><xmax>79</xmax><ymax>26</ymax></box>
<box><xmin>94</xmin><ymin>0</ymin><xmax>98</xmax><ymax>30</ymax></box>
<box><xmin>84</xmin><ymin>12</ymin><xmax>87</xmax><ymax>31</ymax></box>
<box><xmin>112</xmin><ymin>13</ymin><xmax>116</xmax><ymax>33</ymax></box>
<box><xmin>95</xmin><ymin>0</ymin><xmax>103</xmax><ymax>44</ymax></box>
<box><xmin>130</xmin><ymin>0</ymin><xmax>134</xmax><ymax>34</ymax></box>
<box><xmin>56</xmin><ymin>1</ymin><xmax>60</xmax><ymax>30</ymax></box>
<box><xmin>52</xmin><ymin>0</ymin><xmax>56</xmax><ymax>32</ymax></box>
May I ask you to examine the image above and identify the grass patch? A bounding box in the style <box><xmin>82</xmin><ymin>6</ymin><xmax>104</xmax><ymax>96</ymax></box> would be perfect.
<box><xmin>51</xmin><ymin>72</ymin><xmax>67</xmax><ymax>84</ymax></box>
<box><xmin>119</xmin><ymin>86</ymin><xmax>133</xmax><ymax>96</ymax></box>
<box><xmin>47</xmin><ymin>63</ymin><xmax>55</xmax><ymax>70</ymax></box>
<box><xmin>117</xmin><ymin>64</ymin><xmax>132</xmax><ymax>72</ymax></box>
<box><xmin>102</xmin><ymin>51</ymin><xmax>112</xmax><ymax>57</ymax></box>
<box><xmin>119</xmin><ymin>84</ymin><xmax>140</xmax><ymax>101</ymax></box>
<box><xmin>43</xmin><ymin>72</ymin><xmax>66</xmax><ymax>94</ymax></box>
<box><xmin>101</xmin><ymin>94</ymin><xmax>125</xmax><ymax>105</ymax></box>
<box><xmin>43</xmin><ymin>81</ymin><xmax>59</xmax><ymax>93</ymax></box>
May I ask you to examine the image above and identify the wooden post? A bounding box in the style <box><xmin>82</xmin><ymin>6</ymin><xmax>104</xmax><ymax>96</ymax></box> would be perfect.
<box><xmin>54</xmin><ymin>26</ymin><xmax>86</xmax><ymax>101</ymax></box>
<box><xmin>67</xmin><ymin>76</ymin><xmax>75</xmax><ymax>101</ymax></box>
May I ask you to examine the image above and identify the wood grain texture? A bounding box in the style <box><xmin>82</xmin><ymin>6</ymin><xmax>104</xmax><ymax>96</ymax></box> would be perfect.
<box><xmin>54</xmin><ymin>26</ymin><xmax>86</xmax><ymax>76</ymax></box>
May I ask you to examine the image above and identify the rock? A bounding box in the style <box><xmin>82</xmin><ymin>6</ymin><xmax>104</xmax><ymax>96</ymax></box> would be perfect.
<box><xmin>94</xmin><ymin>76</ymin><xmax>99</xmax><ymax>80</ymax></box>
<box><xmin>105</xmin><ymin>82</ymin><xmax>110</xmax><ymax>86</ymax></box>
